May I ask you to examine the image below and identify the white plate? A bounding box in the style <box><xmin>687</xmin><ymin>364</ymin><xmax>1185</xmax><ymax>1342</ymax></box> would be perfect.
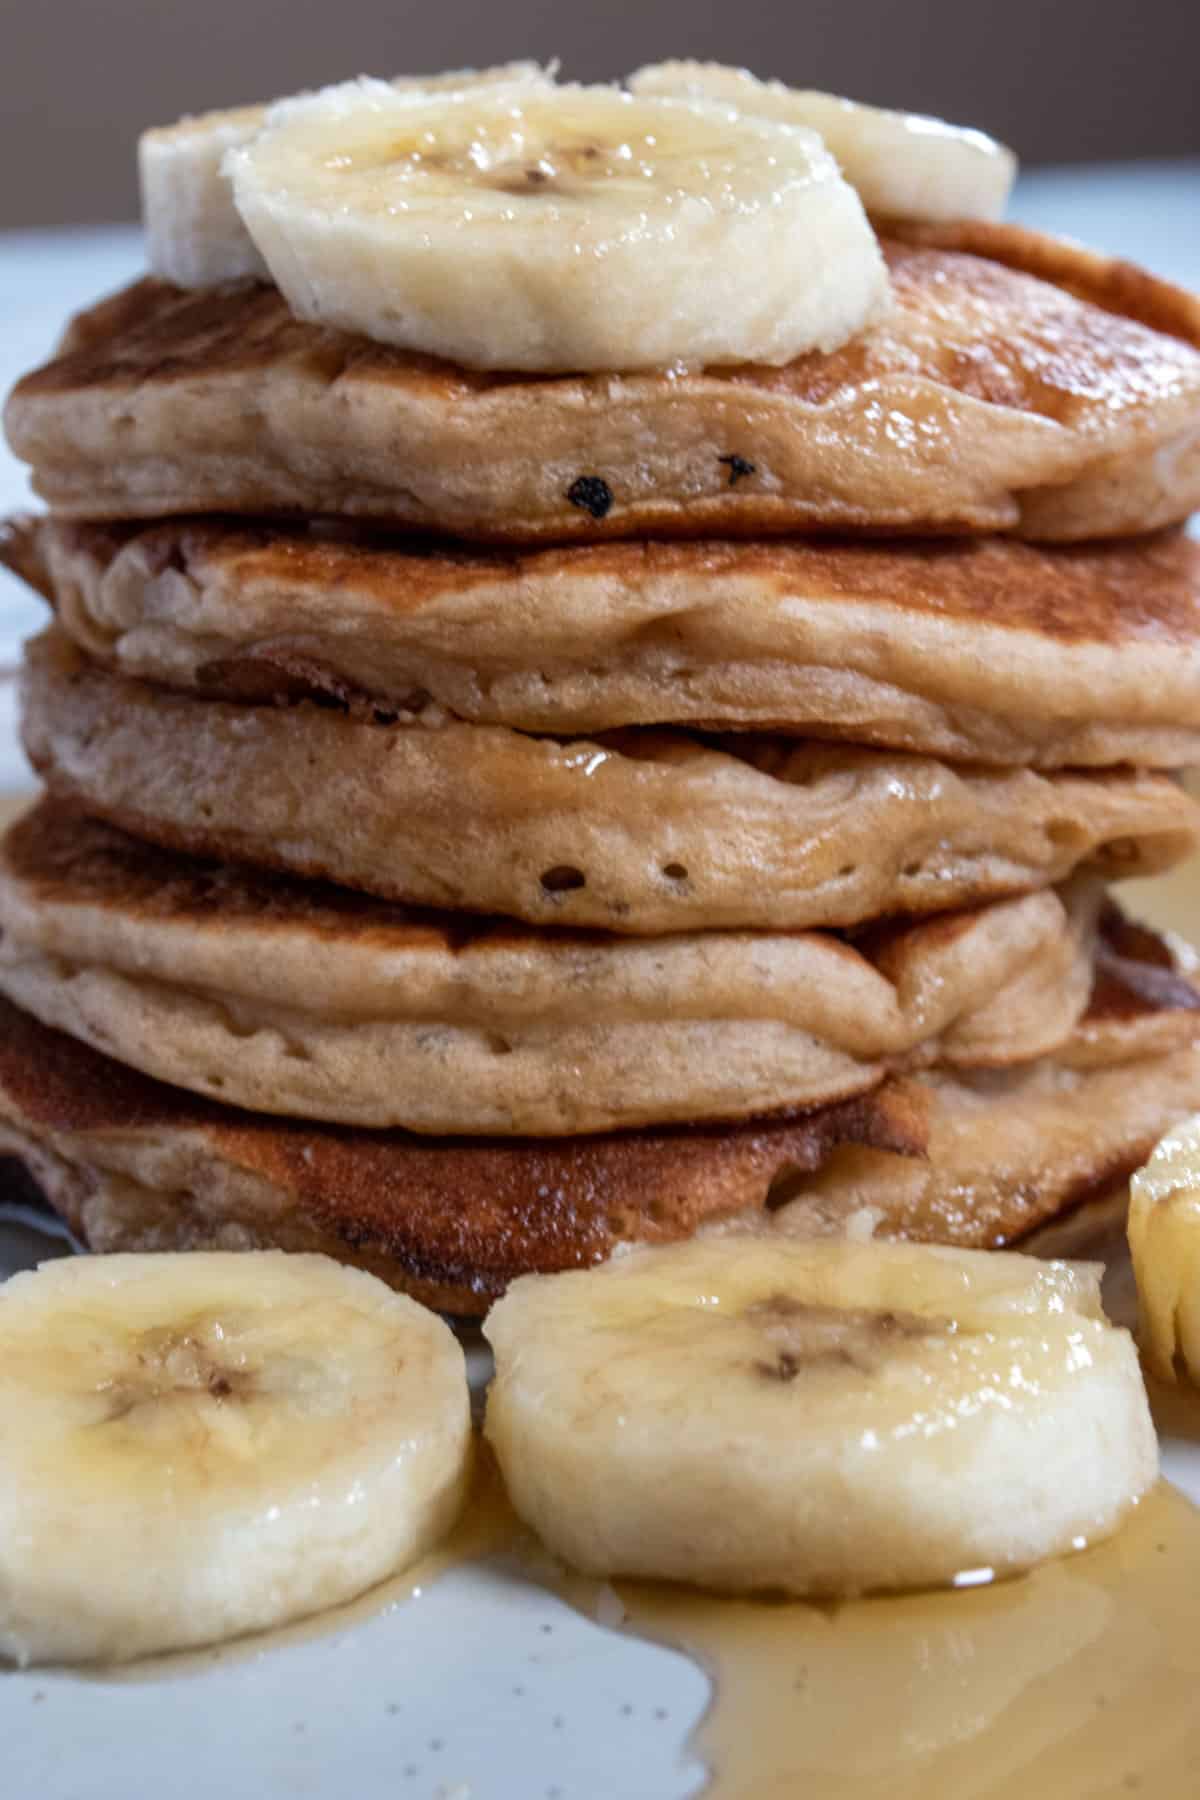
<box><xmin>3</xmin><ymin>166</ymin><xmax>1200</xmax><ymax>1798</ymax></box>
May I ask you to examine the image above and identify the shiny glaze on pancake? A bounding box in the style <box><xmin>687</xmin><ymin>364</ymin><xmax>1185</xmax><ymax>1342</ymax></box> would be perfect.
<box><xmin>24</xmin><ymin>234</ymin><xmax>1200</xmax><ymax>432</ymax></box>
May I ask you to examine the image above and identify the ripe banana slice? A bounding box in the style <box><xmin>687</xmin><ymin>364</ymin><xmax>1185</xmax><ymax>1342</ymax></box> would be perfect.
<box><xmin>141</xmin><ymin>102</ymin><xmax>273</xmax><ymax>288</ymax></box>
<box><xmin>225</xmin><ymin>78</ymin><xmax>888</xmax><ymax>371</ymax></box>
<box><xmin>630</xmin><ymin>61</ymin><xmax>1016</xmax><ymax>223</ymax></box>
<box><xmin>1129</xmin><ymin>1114</ymin><xmax>1200</xmax><ymax>1383</ymax></box>
<box><xmin>484</xmin><ymin>1237</ymin><xmax>1156</xmax><ymax>1596</ymax></box>
<box><xmin>0</xmin><ymin>1252</ymin><xmax>470</xmax><ymax>1665</ymax></box>
<box><xmin>140</xmin><ymin>63</ymin><xmax>554</xmax><ymax>288</ymax></box>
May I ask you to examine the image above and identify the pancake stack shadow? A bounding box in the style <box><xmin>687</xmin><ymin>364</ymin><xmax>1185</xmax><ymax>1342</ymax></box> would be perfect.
<box><xmin>3</xmin><ymin>217</ymin><xmax>1200</xmax><ymax>1311</ymax></box>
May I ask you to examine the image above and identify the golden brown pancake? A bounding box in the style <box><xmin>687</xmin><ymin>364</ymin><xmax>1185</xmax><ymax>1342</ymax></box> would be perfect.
<box><xmin>0</xmin><ymin>802</ymin><xmax>1103</xmax><ymax>1134</ymax></box>
<box><xmin>22</xmin><ymin>629</ymin><xmax>1198</xmax><ymax>935</ymax></box>
<box><xmin>773</xmin><ymin>872</ymin><xmax>1200</xmax><ymax>1250</ymax></box>
<box><xmin>6</xmin><ymin>227</ymin><xmax>1200</xmax><ymax>544</ymax></box>
<box><xmin>10</xmin><ymin>515</ymin><xmax>1200</xmax><ymax>768</ymax></box>
<box><xmin>779</xmin><ymin>1043</ymin><xmax>1200</xmax><ymax>1254</ymax></box>
<box><xmin>0</xmin><ymin>994</ymin><xmax>922</xmax><ymax>1315</ymax></box>
<box><xmin>877</xmin><ymin>216</ymin><xmax>1200</xmax><ymax>345</ymax></box>
<box><xmin>880</xmin><ymin>218</ymin><xmax>1200</xmax><ymax>346</ymax></box>
<box><xmin>1</xmin><ymin>942</ymin><xmax>1196</xmax><ymax>1308</ymax></box>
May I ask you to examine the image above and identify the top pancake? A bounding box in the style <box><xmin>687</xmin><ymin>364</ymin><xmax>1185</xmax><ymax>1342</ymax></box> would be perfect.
<box><xmin>13</xmin><ymin>514</ymin><xmax>1200</xmax><ymax>768</ymax></box>
<box><xmin>6</xmin><ymin>221</ymin><xmax>1200</xmax><ymax>545</ymax></box>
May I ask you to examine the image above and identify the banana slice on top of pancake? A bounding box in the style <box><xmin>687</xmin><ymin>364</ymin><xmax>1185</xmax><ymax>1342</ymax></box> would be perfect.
<box><xmin>484</xmin><ymin>1237</ymin><xmax>1156</xmax><ymax>1595</ymax></box>
<box><xmin>140</xmin><ymin>63</ymin><xmax>556</xmax><ymax>289</ymax></box>
<box><xmin>224</xmin><ymin>78</ymin><xmax>888</xmax><ymax>370</ymax></box>
<box><xmin>0</xmin><ymin>1251</ymin><xmax>471</xmax><ymax>1665</ymax></box>
<box><xmin>630</xmin><ymin>60</ymin><xmax>1017</xmax><ymax>222</ymax></box>
<box><xmin>1129</xmin><ymin>1115</ymin><xmax>1200</xmax><ymax>1384</ymax></box>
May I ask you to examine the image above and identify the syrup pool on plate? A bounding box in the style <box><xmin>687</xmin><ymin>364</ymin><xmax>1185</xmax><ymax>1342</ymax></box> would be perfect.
<box><xmin>552</xmin><ymin>1478</ymin><xmax>1200</xmax><ymax>1799</ymax></box>
<box><xmin>167</xmin><ymin>1446</ymin><xmax>1200</xmax><ymax>1794</ymax></box>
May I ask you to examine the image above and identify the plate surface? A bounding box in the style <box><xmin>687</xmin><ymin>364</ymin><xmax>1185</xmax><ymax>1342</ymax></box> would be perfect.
<box><xmin>3</xmin><ymin>166</ymin><xmax>1200</xmax><ymax>1797</ymax></box>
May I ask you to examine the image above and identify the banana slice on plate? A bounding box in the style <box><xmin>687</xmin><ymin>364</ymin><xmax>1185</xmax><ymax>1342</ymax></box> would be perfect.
<box><xmin>225</xmin><ymin>78</ymin><xmax>888</xmax><ymax>371</ymax></box>
<box><xmin>0</xmin><ymin>1252</ymin><xmax>470</xmax><ymax>1666</ymax></box>
<box><xmin>484</xmin><ymin>1237</ymin><xmax>1156</xmax><ymax>1596</ymax></box>
<box><xmin>630</xmin><ymin>61</ymin><xmax>1016</xmax><ymax>222</ymax></box>
<box><xmin>1130</xmin><ymin>1114</ymin><xmax>1200</xmax><ymax>1383</ymax></box>
<box><xmin>140</xmin><ymin>63</ymin><xmax>555</xmax><ymax>288</ymax></box>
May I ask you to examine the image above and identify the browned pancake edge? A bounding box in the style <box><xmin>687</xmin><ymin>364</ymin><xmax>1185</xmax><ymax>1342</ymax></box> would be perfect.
<box><xmin>0</xmin><ymin>994</ymin><xmax>925</xmax><ymax>1314</ymax></box>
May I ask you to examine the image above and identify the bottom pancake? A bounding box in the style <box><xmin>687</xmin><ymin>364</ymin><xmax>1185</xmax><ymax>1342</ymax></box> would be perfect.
<box><xmin>2</xmin><ymin>961</ymin><xmax>1199</xmax><ymax>1309</ymax></box>
<box><xmin>773</xmin><ymin>1047</ymin><xmax>1200</xmax><ymax>1251</ymax></box>
<box><xmin>772</xmin><ymin>909</ymin><xmax>1200</xmax><ymax>1247</ymax></box>
<box><xmin>0</xmin><ymin>996</ymin><xmax>921</xmax><ymax>1315</ymax></box>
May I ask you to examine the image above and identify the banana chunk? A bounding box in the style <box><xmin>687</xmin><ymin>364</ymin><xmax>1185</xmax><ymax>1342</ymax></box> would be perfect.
<box><xmin>140</xmin><ymin>103</ymin><xmax>274</xmax><ymax>288</ymax></box>
<box><xmin>225</xmin><ymin>78</ymin><xmax>888</xmax><ymax>371</ymax></box>
<box><xmin>140</xmin><ymin>64</ymin><xmax>554</xmax><ymax>289</ymax></box>
<box><xmin>484</xmin><ymin>1238</ymin><xmax>1156</xmax><ymax>1596</ymax></box>
<box><xmin>0</xmin><ymin>1252</ymin><xmax>470</xmax><ymax>1665</ymax></box>
<box><xmin>1130</xmin><ymin>1114</ymin><xmax>1200</xmax><ymax>1383</ymax></box>
<box><xmin>630</xmin><ymin>62</ymin><xmax>1016</xmax><ymax>223</ymax></box>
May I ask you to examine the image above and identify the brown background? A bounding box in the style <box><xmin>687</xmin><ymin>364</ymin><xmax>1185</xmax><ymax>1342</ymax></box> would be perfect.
<box><xmin>2</xmin><ymin>0</ymin><xmax>1199</xmax><ymax>228</ymax></box>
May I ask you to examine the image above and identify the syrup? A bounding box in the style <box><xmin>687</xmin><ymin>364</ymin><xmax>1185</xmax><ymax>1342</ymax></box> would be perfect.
<box><xmin>20</xmin><ymin>1364</ymin><xmax>1200</xmax><ymax>1798</ymax></box>
<box><xmin>583</xmin><ymin>1482</ymin><xmax>1200</xmax><ymax>1798</ymax></box>
<box><xmin>36</xmin><ymin>1365</ymin><xmax>1200</xmax><ymax>1794</ymax></box>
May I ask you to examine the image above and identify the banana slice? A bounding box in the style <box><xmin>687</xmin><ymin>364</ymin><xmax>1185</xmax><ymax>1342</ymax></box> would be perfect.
<box><xmin>630</xmin><ymin>61</ymin><xmax>1016</xmax><ymax>223</ymax></box>
<box><xmin>225</xmin><ymin>78</ymin><xmax>888</xmax><ymax>371</ymax></box>
<box><xmin>140</xmin><ymin>102</ymin><xmax>274</xmax><ymax>288</ymax></box>
<box><xmin>1129</xmin><ymin>1114</ymin><xmax>1200</xmax><ymax>1383</ymax></box>
<box><xmin>140</xmin><ymin>63</ymin><xmax>554</xmax><ymax>288</ymax></box>
<box><xmin>484</xmin><ymin>1237</ymin><xmax>1156</xmax><ymax>1596</ymax></box>
<box><xmin>0</xmin><ymin>1251</ymin><xmax>470</xmax><ymax>1665</ymax></box>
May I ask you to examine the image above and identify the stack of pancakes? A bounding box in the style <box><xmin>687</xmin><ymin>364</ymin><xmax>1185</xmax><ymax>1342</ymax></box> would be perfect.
<box><xmin>3</xmin><ymin>216</ymin><xmax>1200</xmax><ymax>1312</ymax></box>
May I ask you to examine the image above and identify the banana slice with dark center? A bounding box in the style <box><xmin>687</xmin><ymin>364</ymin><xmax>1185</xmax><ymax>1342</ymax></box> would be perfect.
<box><xmin>484</xmin><ymin>1236</ymin><xmax>1156</xmax><ymax>1595</ymax></box>
<box><xmin>225</xmin><ymin>78</ymin><xmax>888</xmax><ymax>370</ymax></box>
<box><xmin>0</xmin><ymin>1251</ymin><xmax>471</xmax><ymax>1665</ymax></box>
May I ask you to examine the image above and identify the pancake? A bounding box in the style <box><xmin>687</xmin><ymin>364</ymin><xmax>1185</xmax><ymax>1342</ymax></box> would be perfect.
<box><xmin>1061</xmin><ymin>903</ymin><xmax>1200</xmax><ymax>1066</ymax></box>
<box><xmin>11</xmin><ymin>517</ymin><xmax>1200</xmax><ymax>769</ymax></box>
<box><xmin>761</xmin><ymin>888</ymin><xmax>1200</xmax><ymax>1249</ymax></box>
<box><xmin>1</xmin><ymin>982</ymin><xmax>1196</xmax><ymax>1313</ymax></box>
<box><xmin>6</xmin><ymin>227</ymin><xmax>1200</xmax><ymax>544</ymax></box>
<box><xmin>0</xmin><ymin>803</ymin><xmax>1102</xmax><ymax>1134</ymax></box>
<box><xmin>0</xmin><ymin>993</ymin><xmax>923</xmax><ymax>1315</ymax></box>
<box><xmin>777</xmin><ymin>1040</ymin><xmax>1200</xmax><ymax>1255</ymax></box>
<box><xmin>771</xmin><ymin>862</ymin><xmax>1200</xmax><ymax>1251</ymax></box>
<box><xmin>22</xmin><ymin>629</ymin><xmax>1197</xmax><ymax>935</ymax></box>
